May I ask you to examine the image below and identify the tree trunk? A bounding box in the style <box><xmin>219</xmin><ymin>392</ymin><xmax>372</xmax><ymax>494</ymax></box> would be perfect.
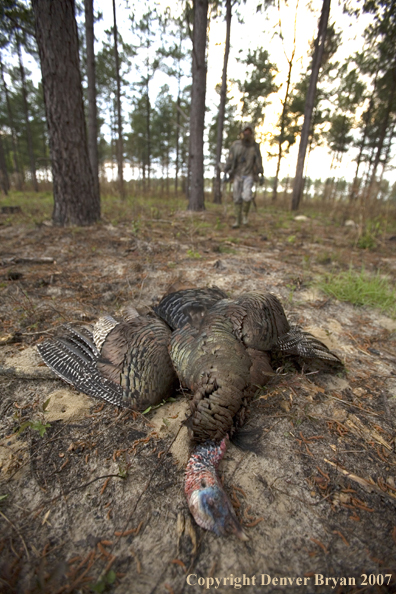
<box><xmin>112</xmin><ymin>0</ymin><xmax>125</xmax><ymax>199</ymax></box>
<box><xmin>213</xmin><ymin>0</ymin><xmax>232</xmax><ymax>205</ymax></box>
<box><xmin>17</xmin><ymin>40</ymin><xmax>39</xmax><ymax>192</ymax></box>
<box><xmin>283</xmin><ymin>175</ymin><xmax>290</xmax><ymax>199</ymax></box>
<box><xmin>378</xmin><ymin>120</ymin><xmax>395</xmax><ymax>195</ymax></box>
<box><xmin>360</xmin><ymin>146</ymin><xmax>376</xmax><ymax>205</ymax></box>
<box><xmin>349</xmin><ymin>132</ymin><xmax>367</xmax><ymax>203</ymax></box>
<box><xmin>32</xmin><ymin>0</ymin><xmax>100</xmax><ymax>226</ymax></box>
<box><xmin>142</xmin><ymin>160</ymin><xmax>146</xmax><ymax>194</ymax></box>
<box><xmin>188</xmin><ymin>0</ymin><xmax>208</xmax><ymax>211</ymax></box>
<box><xmin>0</xmin><ymin>58</ymin><xmax>23</xmax><ymax>191</ymax></box>
<box><xmin>273</xmin><ymin>0</ymin><xmax>298</xmax><ymax>203</ymax></box>
<box><xmin>273</xmin><ymin>55</ymin><xmax>294</xmax><ymax>202</ymax></box>
<box><xmin>349</xmin><ymin>73</ymin><xmax>377</xmax><ymax>202</ymax></box>
<box><xmin>84</xmin><ymin>0</ymin><xmax>100</xmax><ymax>201</ymax></box>
<box><xmin>367</xmin><ymin>66</ymin><xmax>396</xmax><ymax>199</ymax></box>
<box><xmin>175</xmin><ymin>92</ymin><xmax>181</xmax><ymax>194</ymax></box>
<box><xmin>291</xmin><ymin>0</ymin><xmax>330</xmax><ymax>211</ymax></box>
<box><xmin>146</xmin><ymin>83</ymin><xmax>151</xmax><ymax>192</ymax></box>
<box><xmin>0</xmin><ymin>134</ymin><xmax>9</xmax><ymax>195</ymax></box>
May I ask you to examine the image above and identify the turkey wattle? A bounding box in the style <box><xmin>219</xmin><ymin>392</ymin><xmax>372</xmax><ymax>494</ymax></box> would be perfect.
<box><xmin>184</xmin><ymin>438</ymin><xmax>248</xmax><ymax>540</ymax></box>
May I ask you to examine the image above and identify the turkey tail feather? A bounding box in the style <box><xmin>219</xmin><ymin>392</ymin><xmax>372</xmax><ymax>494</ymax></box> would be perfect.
<box><xmin>37</xmin><ymin>337</ymin><xmax>126</xmax><ymax>408</ymax></box>
<box><xmin>277</xmin><ymin>326</ymin><xmax>342</xmax><ymax>364</ymax></box>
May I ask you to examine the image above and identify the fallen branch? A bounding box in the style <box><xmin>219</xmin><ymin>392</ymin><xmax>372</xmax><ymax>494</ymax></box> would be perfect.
<box><xmin>1</xmin><ymin>256</ymin><xmax>55</xmax><ymax>266</ymax></box>
<box><xmin>0</xmin><ymin>364</ymin><xmax>56</xmax><ymax>380</ymax></box>
<box><xmin>345</xmin><ymin>413</ymin><xmax>392</xmax><ymax>450</ymax></box>
<box><xmin>324</xmin><ymin>458</ymin><xmax>396</xmax><ymax>504</ymax></box>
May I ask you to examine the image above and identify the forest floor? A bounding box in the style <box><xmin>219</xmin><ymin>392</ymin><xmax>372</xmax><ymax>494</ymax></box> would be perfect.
<box><xmin>1</xmin><ymin>190</ymin><xmax>396</xmax><ymax>594</ymax></box>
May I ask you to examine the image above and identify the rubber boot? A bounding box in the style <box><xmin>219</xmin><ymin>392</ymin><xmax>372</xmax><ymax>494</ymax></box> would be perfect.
<box><xmin>242</xmin><ymin>201</ymin><xmax>251</xmax><ymax>225</ymax></box>
<box><xmin>232</xmin><ymin>203</ymin><xmax>242</xmax><ymax>228</ymax></box>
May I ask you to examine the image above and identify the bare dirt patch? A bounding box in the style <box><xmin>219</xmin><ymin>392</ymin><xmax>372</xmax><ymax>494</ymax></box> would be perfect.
<box><xmin>1</xmin><ymin>200</ymin><xmax>396</xmax><ymax>593</ymax></box>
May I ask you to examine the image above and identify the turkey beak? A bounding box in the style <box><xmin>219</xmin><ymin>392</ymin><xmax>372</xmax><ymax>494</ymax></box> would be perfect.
<box><xmin>223</xmin><ymin>511</ymin><xmax>249</xmax><ymax>541</ymax></box>
<box><xmin>218</xmin><ymin>493</ymin><xmax>249</xmax><ymax>541</ymax></box>
<box><xmin>233</xmin><ymin>522</ymin><xmax>249</xmax><ymax>541</ymax></box>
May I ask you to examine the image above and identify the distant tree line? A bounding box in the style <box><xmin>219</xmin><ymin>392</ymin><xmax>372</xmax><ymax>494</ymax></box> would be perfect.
<box><xmin>0</xmin><ymin>0</ymin><xmax>395</xmax><ymax>225</ymax></box>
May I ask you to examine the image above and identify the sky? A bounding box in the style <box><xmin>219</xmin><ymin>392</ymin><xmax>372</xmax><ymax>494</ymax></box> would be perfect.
<box><xmin>10</xmin><ymin>0</ymin><xmax>395</xmax><ymax>186</ymax></box>
<box><xmin>93</xmin><ymin>0</ymin><xmax>391</xmax><ymax>184</ymax></box>
<box><xmin>205</xmin><ymin>0</ymin><xmax>380</xmax><ymax>182</ymax></box>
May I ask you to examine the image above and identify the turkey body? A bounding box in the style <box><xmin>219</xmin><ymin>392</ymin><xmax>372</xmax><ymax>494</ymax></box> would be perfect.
<box><xmin>38</xmin><ymin>287</ymin><xmax>342</xmax><ymax>540</ymax></box>
<box><xmin>169</xmin><ymin>306</ymin><xmax>272</xmax><ymax>443</ymax></box>
<box><xmin>155</xmin><ymin>288</ymin><xmax>342</xmax><ymax>538</ymax></box>
<box><xmin>154</xmin><ymin>286</ymin><xmax>227</xmax><ymax>330</ymax></box>
<box><xmin>160</xmin><ymin>290</ymin><xmax>341</xmax><ymax>444</ymax></box>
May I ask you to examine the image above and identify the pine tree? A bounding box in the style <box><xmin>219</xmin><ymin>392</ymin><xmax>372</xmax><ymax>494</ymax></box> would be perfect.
<box><xmin>361</xmin><ymin>0</ymin><xmax>396</xmax><ymax>199</ymax></box>
<box><xmin>84</xmin><ymin>0</ymin><xmax>100</xmax><ymax>200</ymax></box>
<box><xmin>213</xmin><ymin>0</ymin><xmax>232</xmax><ymax>204</ymax></box>
<box><xmin>291</xmin><ymin>0</ymin><xmax>330</xmax><ymax>211</ymax></box>
<box><xmin>32</xmin><ymin>0</ymin><xmax>100</xmax><ymax>225</ymax></box>
<box><xmin>131</xmin><ymin>6</ymin><xmax>162</xmax><ymax>193</ymax></box>
<box><xmin>188</xmin><ymin>0</ymin><xmax>209</xmax><ymax>211</ymax></box>
<box><xmin>238</xmin><ymin>48</ymin><xmax>278</xmax><ymax>127</ymax></box>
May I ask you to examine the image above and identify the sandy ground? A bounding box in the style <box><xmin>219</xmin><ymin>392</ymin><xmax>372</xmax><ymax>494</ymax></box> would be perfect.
<box><xmin>1</xmin><ymin>205</ymin><xmax>396</xmax><ymax>594</ymax></box>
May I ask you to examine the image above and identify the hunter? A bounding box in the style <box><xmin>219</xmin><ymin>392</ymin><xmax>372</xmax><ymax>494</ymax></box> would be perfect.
<box><xmin>224</xmin><ymin>124</ymin><xmax>264</xmax><ymax>228</ymax></box>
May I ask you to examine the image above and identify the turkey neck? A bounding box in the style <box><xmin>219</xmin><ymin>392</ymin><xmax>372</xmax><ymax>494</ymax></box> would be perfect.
<box><xmin>185</xmin><ymin>439</ymin><xmax>227</xmax><ymax>493</ymax></box>
<box><xmin>184</xmin><ymin>438</ymin><xmax>248</xmax><ymax>540</ymax></box>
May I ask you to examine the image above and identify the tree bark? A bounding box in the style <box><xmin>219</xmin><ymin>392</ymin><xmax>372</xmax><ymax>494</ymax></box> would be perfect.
<box><xmin>112</xmin><ymin>0</ymin><xmax>125</xmax><ymax>199</ymax></box>
<box><xmin>349</xmin><ymin>119</ymin><xmax>369</xmax><ymax>202</ymax></box>
<box><xmin>367</xmin><ymin>65</ymin><xmax>396</xmax><ymax>199</ymax></box>
<box><xmin>188</xmin><ymin>0</ymin><xmax>208</xmax><ymax>211</ymax></box>
<box><xmin>32</xmin><ymin>0</ymin><xmax>100</xmax><ymax>225</ymax></box>
<box><xmin>213</xmin><ymin>0</ymin><xmax>232</xmax><ymax>205</ymax></box>
<box><xmin>349</xmin><ymin>71</ymin><xmax>378</xmax><ymax>202</ymax></box>
<box><xmin>378</xmin><ymin>120</ymin><xmax>395</xmax><ymax>195</ymax></box>
<box><xmin>272</xmin><ymin>0</ymin><xmax>298</xmax><ymax>203</ymax></box>
<box><xmin>84</xmin><ymin>0</ymin><xmax>100</xmax><ymax>201</ymax></box>
<box><xmin>273</xmin><ymin>55</ymin><xmax>293</xmax><ymax>202</ymax></box>
<box><xmin>0</xmin><ymin>58</ymin><xmax>22</xmax><ymax>191</ymax></box>
<box><xmin>175</xmin><ymin>92</ymin><xmax>180</xmax><ymax>194</ymax></box>
<box><xmin>291</xmin><ymin>0</ymin><xmax>330</xmax><ymax>211</ymax></box>
<box><xmin>146</xmin><ymin>81</ymin><xmax>151</xmax><ymax>192</ymax></box>
<box><xmin>17</xmin><ymin>40</ymin><xmax>39</xmax><ymax>192</ymax></box>
<box><xmin>0</xmin><ymin>134</ymin><xmax>10</xmax><ymax>194</ymax></box>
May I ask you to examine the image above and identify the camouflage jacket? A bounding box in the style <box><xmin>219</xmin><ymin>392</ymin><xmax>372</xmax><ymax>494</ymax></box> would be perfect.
<box><xmin>224</xmin><ymin>137</ymin><xmax>263</xmax><ymax>178</ymax></box>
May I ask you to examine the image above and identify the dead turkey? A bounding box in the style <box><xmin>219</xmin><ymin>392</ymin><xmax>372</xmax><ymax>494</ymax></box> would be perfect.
<box><xmin>38</xmin><ymin>287</ymin><xmax>342</xmax><ymax>540</ymax></box>
<box><xmin>155</xmin><ymin>289</ymin><xmax>342</xmax><ymax>538</ymax></box>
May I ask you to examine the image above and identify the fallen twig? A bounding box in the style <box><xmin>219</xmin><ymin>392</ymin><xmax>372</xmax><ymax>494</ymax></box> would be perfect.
<box><xmin>0</xmin><ymin>364</ymin><xmax>56</xmax><ymax>379</ymax></box>
<box><xmin>0</xmin><ymin>510</ymin><xmax>30</xmax><ymax>560</ymax></box>
<box><xmin>324</xmin><ymin>458</ymin><xmax>396</xmax><ymax>503</ymax></box>
<box><xmin>1</xmin><ymin>256</ymin><xmax>55</xmax><ymax>266</ymax></box>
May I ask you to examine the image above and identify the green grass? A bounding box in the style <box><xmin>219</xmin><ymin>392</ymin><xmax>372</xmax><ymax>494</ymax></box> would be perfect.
<box><xmin>317</xmin><ymin>268</ymin><xmax>396</xmax><ymax>317</ymax></box>
<box><xmin>186</xmin><ymin>249</ymin><xmax>201</xmax><ymax>259</ymax></box>
<box><xmin>357</xmin><ymin>233</ymin><xmax>377</xmax><ymax>249</ymax></box>
<box><xmin>315</xmin><ymin>251</ymin><xmax>332</xmax><ymax>265</ymax></box>
<box><xmin>0</xmin><ymin>191</ymin><xmax>53</xmax><ymax>225</ymax></box>
<box><xmin>218</xmin><ymin>244</ymin><xmax>236</xmax><ymax>254</ymax></box>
